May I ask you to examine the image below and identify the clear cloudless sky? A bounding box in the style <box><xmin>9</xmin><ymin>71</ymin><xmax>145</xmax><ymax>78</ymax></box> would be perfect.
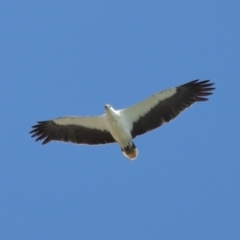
<box><xmin>1</xmin><ymin>1</ymin><xmax>240</xmax><ymax>239</ymax></box>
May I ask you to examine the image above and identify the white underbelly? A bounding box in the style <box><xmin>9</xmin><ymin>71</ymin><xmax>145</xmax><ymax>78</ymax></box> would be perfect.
<box><xmin>107</xmin><ymin>118</ymin><xmax>132</xmax><ymax>148</ymax></box>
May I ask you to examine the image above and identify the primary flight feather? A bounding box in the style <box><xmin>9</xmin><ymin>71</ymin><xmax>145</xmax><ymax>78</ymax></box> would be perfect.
<box><xmin>30</xmin><ymin>79</ymin><xmax>215</xmax><ymax>160</ymax></box>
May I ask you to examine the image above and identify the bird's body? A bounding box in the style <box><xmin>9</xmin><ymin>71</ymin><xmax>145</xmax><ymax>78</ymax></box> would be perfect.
<box><xmin>104</xmin><ymin>105</ymin><xmax>138</xmax><ymax>159</ymax></box>
<box><xmin>30</xmin><ymin>80</ymin><xmax>215</xmax><ymax>160</ymax></box>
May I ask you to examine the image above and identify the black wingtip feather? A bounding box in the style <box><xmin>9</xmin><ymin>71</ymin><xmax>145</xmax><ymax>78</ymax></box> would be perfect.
<box><xmin>180</xmin><ymin>79</ymin><xmax>215</xmax><ymax>102</ymax></box>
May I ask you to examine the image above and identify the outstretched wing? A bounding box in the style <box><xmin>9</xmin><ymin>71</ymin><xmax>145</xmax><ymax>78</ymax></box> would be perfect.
<box><xmin>30</xmin><ymin>116</ymin><xmax>116</xmax><ymax>145</ymax></box>
<box><xmin>121</xmin><ymin>80</ymin><xmax>215</xmax><ymax>138</ymax></box>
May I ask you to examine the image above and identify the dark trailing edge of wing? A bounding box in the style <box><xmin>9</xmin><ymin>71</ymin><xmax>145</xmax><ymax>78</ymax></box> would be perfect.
<box><xmin>30</xmin><ymin>120</ymin><xmax>116</xmax><ymax>145</ymax></box>
<box><xmin>131</xmin><ymin>79</ymin><xmax>215</xmax><ymax>138</ymax></box>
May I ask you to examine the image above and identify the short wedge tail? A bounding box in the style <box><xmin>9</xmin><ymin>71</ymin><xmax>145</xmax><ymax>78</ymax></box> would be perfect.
<box><xmin>121</xmin><ymin>142</ymin><xmax>138</xmax><ymax>160</ymax></box>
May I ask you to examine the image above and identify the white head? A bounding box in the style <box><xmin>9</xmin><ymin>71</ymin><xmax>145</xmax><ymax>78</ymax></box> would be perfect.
<box><xmin>105</xmin><ymin>104</ymin><xmax>113</xmax><ymax>110</ymax></box>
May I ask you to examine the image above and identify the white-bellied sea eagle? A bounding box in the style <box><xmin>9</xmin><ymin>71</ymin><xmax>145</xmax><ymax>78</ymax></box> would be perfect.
<box><xmin>30</xmin><ymin>80</ymin><xmax>215</xmax><ymax>160</ymax></box>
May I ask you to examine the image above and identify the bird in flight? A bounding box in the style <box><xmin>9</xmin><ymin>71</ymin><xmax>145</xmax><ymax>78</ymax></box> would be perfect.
<box><xmin>30</xmin><ymin>79</ymin><xmax>215</xmax><ymax>160</ymax></box>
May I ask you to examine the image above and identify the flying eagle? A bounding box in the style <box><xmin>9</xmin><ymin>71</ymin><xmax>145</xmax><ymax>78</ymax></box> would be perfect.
<box><xmin>30</xmin><ymin>80</ymin><xmax>215</xmax><ymax>160</ymax></box>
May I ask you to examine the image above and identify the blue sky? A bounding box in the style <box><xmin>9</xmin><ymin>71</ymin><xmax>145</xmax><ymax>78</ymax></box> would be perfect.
<box><xmin>1</xmin><ymin>1</ymin><xmax>240</xmax><ymax>239</ymax></box>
